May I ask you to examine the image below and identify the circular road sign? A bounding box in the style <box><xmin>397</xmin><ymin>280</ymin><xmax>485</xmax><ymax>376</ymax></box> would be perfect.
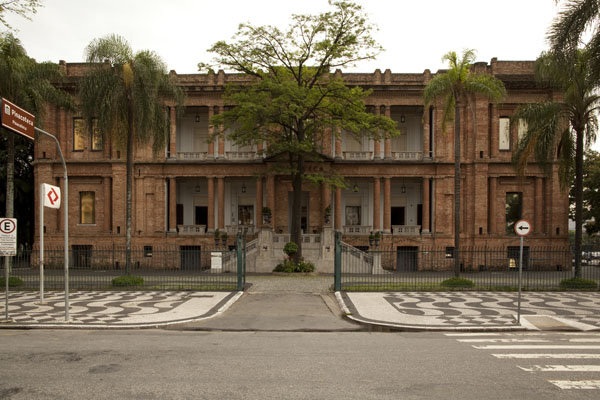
<box><xmin>515</xmin><ymin>219</ymin><xmax>532</xmax><ymax>237</ymax></box>
<box><xmin>0</xmin><ymin>218</ymin><xmax>16</xmax><ymax>234</ymax></box>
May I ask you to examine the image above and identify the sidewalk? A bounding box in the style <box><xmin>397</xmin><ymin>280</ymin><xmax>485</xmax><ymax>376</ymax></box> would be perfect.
<box><xmin>337</xmin><ymin>291</ymin><xmax>600</xmax><ymax>332</ymax></box>
<box><xmin>0</xmin><ymin>290</ymin><xmax>242</xmax><ymax>329</ymax></box>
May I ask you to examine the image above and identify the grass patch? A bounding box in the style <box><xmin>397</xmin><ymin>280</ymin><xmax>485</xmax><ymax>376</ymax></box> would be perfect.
<box><xmin>559</xmin><ymin>277</ymin><xmax>598</xmax><ymax>290</ymax></box>
<box><xmin>440</xmin><ymin>277</ymin><xmax>475</xmax><ymax>289</ymax></box>
<box><xmin>111</xmin><ymin>275</ymin><xmax>144</xmax><ymax>287</ymax></box>
<box><xmin>0</xmin><ymin>276</ymin><xmax>25</xmax><ymax>288</ymax></box>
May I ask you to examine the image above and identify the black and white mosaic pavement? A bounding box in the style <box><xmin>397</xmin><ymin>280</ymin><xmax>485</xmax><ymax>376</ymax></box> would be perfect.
<box><xmin>0</xmin><ymin>290</ymin><xmax>233</xmax><ymax>327</ymax></box>
<box><xmin>343</xmin><ymin>292</ymin><xmax>600</xmax><ymax>330</ymax></box>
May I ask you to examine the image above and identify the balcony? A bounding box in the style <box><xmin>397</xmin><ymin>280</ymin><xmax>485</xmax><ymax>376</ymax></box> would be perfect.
<box><xmin>225</xmin><ymin>225</ymin><xmax>256</xmax><ymax>236</ymax></box>
<box><xmin>391</xmin><ymin>151</ymin><xmax>422</xmax><ymax>161</ymax></box>
<box><xmin>343</xmin><ymin>225</ymin><xmax>372</xmax><ymax>235</ymax></box>
<box><xmin>176</xmin><ymin>152</ymin><xmax>209</xmax><ymax>160</ymax></box>
<box><xmin>343</xmin><ymin>151</ymin><xmax>372</xmax><ymax>161</ymax></box>
<box><xmin>392</xmin><ymin>225</ymin><xmax>421</xmax><ymax>235</ymax></box>
<box><xmin>177</xmin><ymin>225</ymin><xmax>206</xmax><ymax>235</ymax></box>
<box><xmin>225</xmin><ymin>151</ymin><xmax>259</xmax><ymax>161</ymax></box>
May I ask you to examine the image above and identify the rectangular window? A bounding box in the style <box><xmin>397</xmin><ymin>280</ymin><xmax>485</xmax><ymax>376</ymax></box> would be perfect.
<box><xmin>237</xmin><ymin>205</ymin><xmax>254</xmax><ymax>225</ymax></box>
<box><xmin>505</xmin><ymin>192</ymin><xmax>522</xmax><ymax>234</ymax></box>
<box><xmin>80</xmin><ymin>191</ymin><xmax>95</xmax><ymax>224</ymax></box>
<box><xmin>445</xmin><ymin>247</ymin><xmax>454</xmax><ymax>259</ymax></box>
<box><xmin>91</xmin><ymin>119</ymin><xmax>103</xmax><ymax>151</ymax></box>
<box><xmin>73</xmin><ymin>118</ymin><xmax>86</xmax><ymax>151</ymax></box>
<box><xmin>144</xmin><ymin>246</ymin><xmax>153</xmax><ymax>257</ymax></box>
<box><xmin>345</xmin><ymin>206</ymin><xmax>361</xmax><ymax>226</ymax></box>
<box><xmin>499</xmin><ymin>117</ymin><xmax>510</xmax><ymax>150</ymax></box>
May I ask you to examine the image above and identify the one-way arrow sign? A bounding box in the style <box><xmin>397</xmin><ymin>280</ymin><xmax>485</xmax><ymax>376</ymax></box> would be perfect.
<box><xmin>515</xmin><ymin>219</ymin><xmax>531</xmax><ymax>237</ymax></box>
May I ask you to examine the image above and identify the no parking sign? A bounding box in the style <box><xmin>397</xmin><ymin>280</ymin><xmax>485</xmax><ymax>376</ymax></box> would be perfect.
<box><xmin>0</xmin><ymin>218</ymin><xmax>17</xmax><ymax>256</ymax></box>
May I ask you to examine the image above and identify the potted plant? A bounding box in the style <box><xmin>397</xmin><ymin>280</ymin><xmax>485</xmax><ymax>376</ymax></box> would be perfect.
<box><xmin>368</xmin><ymin>231</ymin><xmax>375</xmax><ymax>247</ymax></box>
<box><xmin>221</xmin><ymin>231</ymin><xmax>228</xmax><ymax>246</ymax></box>
<box><xmin>324</xmin><ymin>205</ymin><xmax>331</xmax><ymax>224</ymax></box>
<box><xmin>262</xmin><ymin>207</ymin><xmax>272</xmax><ymax>225</ymax></box>
<box><xmin>373</xmin><ymin>231</ymin><xmax>381</xmax><ymax>247</ymax></box>
<box><xmin>214</xmin><ymin>228</ymin><xmax>220</xmax><ymax>246</ymax></box>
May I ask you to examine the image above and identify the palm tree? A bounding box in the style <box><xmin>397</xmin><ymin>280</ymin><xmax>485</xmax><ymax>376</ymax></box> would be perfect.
<box><xmin>79</xmin><ymin>34</ymin><xmax>183</xmax><ymax>273</ymax></box>
<box><xmin>424</xmin><ymin>49</ymin><xmax>506</xmax><ymax>277</ymax></box>
<box><xmin>512</xmin><ymin>49</ymin><xmax>599</xmax><ymax>278</ymax></box>
<box><xmin>549</xmin><ymin>0</ymin><xmax>600</xmax><ymax>78</ymax></box>
<box><xmin>0</xmin><ymin>32</ymin><xmax>73</xmax><ymax>268</ymax></box>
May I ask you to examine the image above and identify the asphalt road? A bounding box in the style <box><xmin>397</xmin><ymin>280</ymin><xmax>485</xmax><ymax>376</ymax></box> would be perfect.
<box><xmin>1</xmin><ymin>330</ymin><xmax>599</xmax><ymax>399</ymax></box>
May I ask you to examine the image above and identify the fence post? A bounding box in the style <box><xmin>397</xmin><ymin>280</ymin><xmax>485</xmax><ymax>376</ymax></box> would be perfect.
<box><xmin>334</xmin><ymin>231</ymin><xmax>341</xmax><ymax>291</ymax></box>
<box><xmin>236</xmin><ymin>233</ymin><xmax>244</xmax><ymax>291</ymax></box>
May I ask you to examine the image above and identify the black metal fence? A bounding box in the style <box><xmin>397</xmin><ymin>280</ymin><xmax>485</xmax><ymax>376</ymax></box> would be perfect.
<box><xmin>338</xmin><ymin>243</ymin><xmax>600</xmax><ymax>291</ymax></box>
<box><xmin>1</xmin><ymin>245</ymin><xmax>243</xmax><ymax>291</ymax></box>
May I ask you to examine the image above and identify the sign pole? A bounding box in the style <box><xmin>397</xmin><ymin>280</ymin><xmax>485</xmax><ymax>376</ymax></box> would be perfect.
<box><xmin>517</xmin><ymin>235</ymin><xmax>523</xmax><ymax>323</ymax></box>
<box><xmin>4</xmin><ymin>242</ymin><xmax>7</xmax><ymax>320</ymax></box>
<box><xmin>39</xmin><ymin>183</ymin><xmax>44</xmax><ymax>303</ymax></box>
<box><xmin>34</xmin><ymin>127</ymin><xmax>69</xmax><ymax>322</ymax></box>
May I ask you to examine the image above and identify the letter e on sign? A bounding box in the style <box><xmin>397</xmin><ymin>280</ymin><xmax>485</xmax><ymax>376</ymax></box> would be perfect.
<box><xmin>0</xmin><ymin>218</ymin><xmax>17</xmax><ymax>256</ymax></box>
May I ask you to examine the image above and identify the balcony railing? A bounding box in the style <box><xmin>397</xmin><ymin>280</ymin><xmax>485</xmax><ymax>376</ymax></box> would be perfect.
<box><xmin>226</xmin><ymin>151</ymin><xmax>258</xmax><ymax>161</ymax></box>
<box><xmin>343</xmin><ymin>151</ymin><xmax>373</xmax><ymax>160</ymax></box>
<box><xmin>176</xmin><ymin>152</ymin><xmax>209</xmax><ymax>160</ymax></box>
<box><xmin>225</xmin><ymin>225</ymin><xmax>256</xmax><ymax>235</ymax></box>
<box><xmin>392</xmin><ymin>225</ymin><xmax>421</xmax><ymax>235</ymax></box>
<box><xmin>391</xmin><ymin>151</ymin><xmax>423</xmax><ymax>161</ymax></box>
<box><xmin>343</xmin><ymin>225</ymin><xmax>372</xmax><ymax>235</ymax></box>
<box><xmin>177</xmin><ymin>225</ymin><xmax>206</xmax><ymax>235</ymax></box>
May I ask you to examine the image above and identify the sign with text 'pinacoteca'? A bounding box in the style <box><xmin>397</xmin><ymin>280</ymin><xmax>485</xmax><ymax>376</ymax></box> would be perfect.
<box><xmin>42</xmin><ymin>183</ymin><xmax>61</xmax><ymax>209</ymax></box>
<box><xmin>1</xmin><ymin>98</ymin><xmax>35</xmax><ymax>140</ymax></box>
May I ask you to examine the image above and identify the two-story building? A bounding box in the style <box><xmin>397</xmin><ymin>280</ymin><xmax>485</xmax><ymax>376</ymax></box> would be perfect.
<box><xmin>33</xmin><ymin>58</ymin><xmax>569</xmax><ymax>272</ymax></box>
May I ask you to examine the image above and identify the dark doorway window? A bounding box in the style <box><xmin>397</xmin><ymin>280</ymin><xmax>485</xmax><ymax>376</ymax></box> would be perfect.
<box><xmin>195</xmin><ymin>206</ymin><xmax>208</xmax><ymax>225</ymax></box>
<box><xmin>397</xmin><ymin>246</ymin><xmax>418</xmax><ymax>271</ymax></box>
<box><xmin>506</xmin><ymin>192</ymin><xmax>522</xmax><ymax>234</ymax></box>
<box><xmin>391</xmin><ymin>207</ymin><xmax>405</xmax><ymax>226</ymax></box>
<box><xmin>176</xmin><ymin>204</ymin><xmax>184</xmax><ymax>225</ymax></box>
<box><xmin>417</xmin><ymin>204</ymin><xmax>423</xmax><ymax>226</ymax></box>
<box><xmin>72</xmin><ymin>245</ymin><xmax>92</xmax><ymax>269</ymax></box>
<box><xmin>180</xmin><ymin>245</ymin><xmax>202</xmax><ymax>270</ymax></box>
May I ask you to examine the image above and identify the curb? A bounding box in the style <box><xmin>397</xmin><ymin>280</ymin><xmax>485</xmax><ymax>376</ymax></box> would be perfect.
<box><xmin>0</xmin><ymin>291</ymin><xmax>243</xmax><ymax>330</ymax></box>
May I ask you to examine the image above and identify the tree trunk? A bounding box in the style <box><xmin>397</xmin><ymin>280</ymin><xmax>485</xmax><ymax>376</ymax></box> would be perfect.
<box><xmin>454</xmin><ymin>103</ymin><xmax>461</xmax><ymax>277</ymax></box>
<box><xmin>290</xmin><ymin>156</ymin><xmax>304</xmax><ymax>264</ymax></box>
<box><xmin>573</xmin><ymin>127</ymin><xmax>584</xmax><ymax>278</ymax></box>
<box><xmin>125</xmin><ymin>98</ymin><xmax>134</xmax><ymax>274</ymax></box>
<box><xmin>4</xmin><ymin>131</ymin><xmax>14</xmax><ymax>274</ymax></box>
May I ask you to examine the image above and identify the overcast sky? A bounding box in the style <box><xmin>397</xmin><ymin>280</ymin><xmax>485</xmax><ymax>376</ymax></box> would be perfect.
<box><xmin>4</xmin><ymin>0</ymin><xmax>598</xmax><ymax>150</ymax></box>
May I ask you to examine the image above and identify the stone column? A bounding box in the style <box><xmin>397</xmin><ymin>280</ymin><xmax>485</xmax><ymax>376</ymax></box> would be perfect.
<box><xmin>267</xmin><ymin>175</ymin><xmax>275</xmax><ymax>227</ymax></box>
<box><xmin>169</xmin><ymin>177</ymin><xmax>177</xmax><ymax>232</ymax></box>
<box><xmin>335</xmin><ymin>187</ymin><xmax>342</xmax><ymax>231</ymax></box>
<box><xmin>217</xmin><ymin>106</ymin><xmax>225</xmax><ymax>158</ymax></box>
<box><xmin>217</xmin><ymin>177</ymin><xmax>225</xmax><ymax>229</ymax></box>
<box><xmin>383</xmin><ymin>177</ymin><xmax>391</xmax><ymax>232</ymax></box>
<box><xmin>488</xmin><ymin>176</ymin><xmax>497</xmax><ymax>234</ymax></box>
<box><xmin>169</xmin><ymin>107</ymin><xmax>177</xmax><ymax>158</ymax></box>
<box><xmin>207</xmin><ymin>106</ymin><xmax>214</xmax><ymax>159</ymax></box>
<box><xmin>256</xmin><ymin>177</ymin><xmax>263</xmax><ymax>230</ymax></box>
<box><xmin>374</xmin><ymin>106</ymin><xmax>381</xmax><ymax>159</ymax></box>
<box><xmin>207</xmin><ymin>177</ymin><xmax>215</xmax><ymax>232</ymax></box>
<box><xmin>535</xmin><ymin>176</ymin><xmax>544</xmax><ymax>234</ymax></box>
<box><xmin>384</xmin><ymin>105</ymin><xmax>391</xmax><ymax>159</ymax></box>
<box><xmin>373</xmin><ymin>177</ymin><xmax>381</xmax><ymax>231</ymax></box>
<box><xmin>422</xmin><ymin>177</ymin><xmax>430</xmax><ymax>233</ymax></box>
<box><xmin>103</xmin><ymin>177</ymin><xmax>112</xmax><ymax>232</ymax></box>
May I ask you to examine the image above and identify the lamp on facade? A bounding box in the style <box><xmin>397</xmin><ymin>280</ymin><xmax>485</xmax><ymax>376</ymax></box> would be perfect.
<box><xmin>241</xmin><ymin>183</ymin><xmax>246</xmax><ymax>193</ymax></box>
<box><xmin>195</xmin><ymin>113</ymin><xmax>200</xmax><ymax>123</ymax></box>
<box><xmin>400</xmin><ymin>115</ymin><xmax>405</xmax><ymax>123</ymax></box>
<box><xmin>352</xmin><ymin>182</ymin><xmax>359</xmax><ymax>192</ymax></box>
<box><xmin>401</xmin><ymin>179</ymin><xmax>406</xmax><ymax>193</ymax></box>
<box><xmin>195</xmin><ymin>181</ymin><xmax>201</xmax><ymax>192</ymax></box>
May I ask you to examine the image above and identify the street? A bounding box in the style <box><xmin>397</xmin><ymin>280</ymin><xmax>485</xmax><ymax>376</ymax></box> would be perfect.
<box><xmin>1</xmin><ymin>330</ymin><xmax>599</xmax><ymax>399</ymax></box>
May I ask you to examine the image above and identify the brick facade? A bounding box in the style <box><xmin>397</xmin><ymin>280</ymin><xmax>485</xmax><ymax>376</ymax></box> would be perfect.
<box><xmin>33</xmin><ymin>58</ymin><xmax>570</xmax><ymax>271</ymax></box>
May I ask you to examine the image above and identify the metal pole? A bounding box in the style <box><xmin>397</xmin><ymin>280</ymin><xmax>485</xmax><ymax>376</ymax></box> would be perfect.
<box><xmin>39</xmin><ymin>183</ymin><xmax>44</xmax><ymax>303</ymax></box>
<box><xmin>4</xmin><ymin>243</ymin><xmax>7</xmax><ymax>320</ymax></box>
<box><xmin>34</xmin><ymin>127</ymin><xmax>69</xmax><ymax>321</ymax></box>
<box><xmin>517</xmin><ymin>235</ymin><xmax>523</xmax><ymax>324</ymax></box>
<box><xmin>334</xmin><ymin>231</ymin><xmax>341</xmax><ymax>291</ymax></box>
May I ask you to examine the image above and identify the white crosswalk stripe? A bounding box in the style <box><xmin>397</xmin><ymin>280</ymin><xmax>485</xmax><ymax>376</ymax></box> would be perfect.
<box><xmin>449</xmin><ymin>332</ymin><xmax>600</xmax><ymax>390</ymax></box>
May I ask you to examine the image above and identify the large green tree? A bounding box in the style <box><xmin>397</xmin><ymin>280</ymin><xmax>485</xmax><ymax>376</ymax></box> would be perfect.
<box><xmin>200</xmin><ymin>1</ymin><xmax>398</xmax><ymax>261</ymax></box>
<box><xmin>574</xmin><ymin>150</ymin><xmax>600</xmax><ymax>237</ymax></box>
<box><xmin>79</xmin><ymin>34</ymin><xmax>183</xmax><ymax>272</ymax></box>
<box><xmin>0</xmin><ymin>32</ymin><xmax>73</xmax><ymax>264</ymax></box>
<box><xmin>423</xmin><ymin>49</ymin><xmax>506</xmax><ymax>277</ymax></box>
<box><xmin>549</xmin><ymin>0</ymin><xmax>600</xmax><ymax>78</ymax></box>
<box><xmin>512</xmin><ymin>49</ymin><xmax>599</xmax><ymax>278</ymax></box>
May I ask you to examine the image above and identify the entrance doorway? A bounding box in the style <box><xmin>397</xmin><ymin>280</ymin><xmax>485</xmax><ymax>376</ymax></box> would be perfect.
<box><xmin>396</xmin><ymin>246</ymin><xmax>418</xmax><ymax>271</ymax></box>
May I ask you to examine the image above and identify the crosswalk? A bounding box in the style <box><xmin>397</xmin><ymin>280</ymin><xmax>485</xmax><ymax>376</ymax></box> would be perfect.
<box><xmin>446</xmin><ymin>332</ymin><xmax>600</xmax><ymax>390</ymax></box>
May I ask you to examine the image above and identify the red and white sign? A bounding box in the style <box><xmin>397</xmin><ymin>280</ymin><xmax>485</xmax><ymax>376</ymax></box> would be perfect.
<box><xmin>0</xmin><ymin>218</ymin><xmax>17</xmax><ymax>256</ymax></box>
<box><xmin>42</xmin><ymin>183</ymin><xmax>61</xmax><ymax>209</ymax></box>
<box><xmin>1</xmin><ymin>98</ymin><xmax>35</xmax><ymax>140</ymax></box>
<box><xmin>515</xmin><ymin>219</ymin><xmax>532</xmax><ymax>237</ymax></box>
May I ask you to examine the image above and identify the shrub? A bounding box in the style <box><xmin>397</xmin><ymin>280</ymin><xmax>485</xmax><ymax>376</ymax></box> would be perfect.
<box><xmin>559</xmin><ymin>277</ymin><xmax>598</xmax><ymax>290</ymax></box>
<box><xmin>273</xmin><ymin>259</ymin><xmax>315</xmax><ymax>273</ymax></box>
<box><xmin>440</xmin><ymin>277</ymin><xmax>474</xmax><ymax>289</ymax></box>
<box><xmin>0</xmin><ymin>276</ymin><xmax>25</xmax><ymax>288</ymax></box>
<box><xmin>283</xmin><ymin>242</ymin><xmax>298</xmax><ymax>257</ymax></box>
<box><xmin>112</xmin><ymin>275</ymin><xmax>144</xmax><ymax>287</ymax></box>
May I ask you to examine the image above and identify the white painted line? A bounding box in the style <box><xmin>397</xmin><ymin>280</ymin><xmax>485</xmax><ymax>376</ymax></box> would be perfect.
<box><xmin>473</xmin><ymin>345</ymin><xmax>600</xmax><ymax>350</ymax></box>
<box><xmin>445</xmin><ymin>333</ymin><xmax>501</xmax><ymax>337</ymax></box>
<box><xmin>458</xmin><ymin>339</ymin><xmax>549</xmax><ymax>343</ymax></box>
<box><xmin>569</xmin><ymin>338</ymin><xmax>600</xmax><ymax>343</ymax></box>
<box><xmin>549</xmin><ymin>380</ymin><xmax>600</xmax><ymax>389</ymax></box>
<box><xmin>518</xmin><ymin>365</ymin><xmax>600</xmax><ymax>372</ymax></box>
<box><xmin>493</xmin><ymin>353</ymin><xmax>600</xmax><ymax>359</ymax></box>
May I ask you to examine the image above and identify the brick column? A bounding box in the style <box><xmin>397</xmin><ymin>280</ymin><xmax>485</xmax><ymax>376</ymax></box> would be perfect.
<box><xmin>373</xmin><ymin>177</ymin><xmax>381</xmax><ymax>231</ymax></box>
<box><xmin>422</xmin><ymin>178</ymin><xmax>430</xmax><ymax>233</ymax></box>
<box><xmin>207</xmin><ymin>177</ymin><xmax>215</xmax><ymax>232</ymax></box>
<box><xmin>383</xmin><ymin>177</ymin><xmax>391</xmax><ymax>232</ymax></box>
<box><xmin>169</xmin><ymin>107</ymin><xmax>177</xmax><ymax>158</ymax></box>
<box><xmin>423</xmin><ymin>107</ymin><xmax>430</xmax><ymax>159</ymax></box>
<box><xmin>488</xmin><ymin>177</ymin><xmax>497</xmax><ymax>234</ymax></box>
<box><xmin>207</xmin><ymin>106</ymin><xmax>214</xmax><ymax>159</ymax></box>
<box><xmin>169</xmin><ymin>178</ymin><xmax>177</xmax><ymax>232</ymax></box>
<box><xmin>267</xmin><ymin>175</ymin><xmax>275</xmax><ymax>226</ymax></box>
<box><xmin>104</xmin><ymin>177</ymin><xmax>112</xmax><ymax>232</ymax></box>
<box><xmin>217</xmin><ymin>177</ymin><xmax>225</xmax><ymax>229</ymax></box>
<box><xmin>217</xmin><ymin>106</ymin><xmax>225</xmax><ymax>158</ymax></box>
<box><xmin>256</xmin><ymin>177</ymin><xmax>263</xmax><ymax>230</ymax></box>
<box><xmin>535</xmin><ymin>177</ymin><xmax>543</xmax><ymax>234</ymax></box>
<box><xmin>335</xmin><ymin>187</ymin><xmax>342</xmax><ymax>231</ymax></box>
<box><xmin>490</xmin><ymin>105</ymin><xmax>498</xmax><ymax>159</ymax></box>
<box><xmin>384</xmin><ymin>105</ymin><xmax>391</xmax><ymax>159</ymax></box>
<box><xmin>374</xmin><ymin>106</ymin><xmax>381</xmax><ymax>159</ymax></box>
<box><xmin>334</xmin><ymin>127</ymin><xmax>342</xmax><ymax>159</ymax></box>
